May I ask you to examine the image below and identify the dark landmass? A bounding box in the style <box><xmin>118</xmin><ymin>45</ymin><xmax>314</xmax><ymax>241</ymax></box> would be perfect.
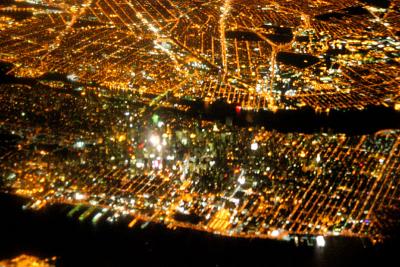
<box><xmin>262</xmin><ymin>25</ymin><xmax>293</xmax><ymax>44</ymax></box>
<box><xmin>315</xmin><ymin>6</ymin><xmax>369</xmax><ymax>21</ymax></box>
<box><xmin>225</xmin><ymin>31</ymin><xmax>262</xmax><ymax>42</ymax></box>
<box><xmin>360</xmin><ymin>0</ymin><xmax>391</xmax><ymax>9</ymax></box>
<box><xmin>173</xmin><ymin>212</ymin><xmax>202</xmax><ymax>224</ymax></box>
<box><xmin>0</xmin><ymin>10</ymin><xmax>32</xmax><ymax>21</ymax></box>
<box><xmin>276</xmin><ymin>52</ymin><xmax>320</xmax><ymax>68</ymax></box>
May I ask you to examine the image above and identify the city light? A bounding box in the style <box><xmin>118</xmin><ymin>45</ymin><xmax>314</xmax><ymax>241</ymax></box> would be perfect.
<box><xmin>73</xmin><ymin>141</ymin><xmax>85</xmax><ymax>149</ymax></box>
<box><xmin>149</xmin><ymin>134</ymin><xmax>160</xmax><ymax>146</ymax></box>
<box><xmin>251</xmin><ymin>142</ymin><xmax>259</xmax><ymax>151</ymax></box>
<box><xmin>67</xmin><ymin>74</ymin><xmax>78</xmax><ymax>82</ymax></box>
<box><xmin>74</xmin><ymin>193</ymin><xmax>86</xmax><ymax>201</ymax></box>
<box><xmin>316</xmin><ymin>236</ymin><xmax>326</xmax><ymax>247</ymax></box>
<box><xmin>271</xmin><ymin>230</ymin><xmax>280</xmax><ymax>237</ymax></box>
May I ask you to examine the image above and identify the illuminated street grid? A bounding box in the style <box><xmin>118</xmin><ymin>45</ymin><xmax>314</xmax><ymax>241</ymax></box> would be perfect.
<box><xmin>0</xmin><ymin>0</ymin><xmax>399</xmax><ymax>111</ymax></box>
<box><xmin>0</xmin><ymin>83</ymin><xmax>399</xmax><ymax>243</ymax></box>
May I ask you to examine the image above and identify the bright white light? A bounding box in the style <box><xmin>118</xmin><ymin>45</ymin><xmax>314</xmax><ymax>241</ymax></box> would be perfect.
<box><xmin>256</xmin><ymin>83</ymin><xmax>262</xmax><ymax>92</ymax></box>
<box><xmin>75</xmin><ymin>193</ymin><xmax>86</xmax><ymax>201</ymax></box>
<box><xmin>285</xmin><ymin>89</ymin><xmax>296</xmax><ymax>97</ymax></box>
<box><xmin>136</xmin><ymin>161</ymin><xmax>144</xmax><ymax>169</ymax></box>
<box><xmin>231</xmin><ymin>198</ymin><xmax>239</xmax><ymax>205</ymax></box>
<box><xmin>238</xmin><ymin>176</ymin><xmax>245</xmax><ymax>185</ymax></box>
<box><xmin>316</xmin><ymin>154</ymin><xmax>321</xmax><ymax>163</ymax></box>
<box><xmin>152</xmin><ymin>160</ymin><xmax>160</xmax><ymax>169</ymax></box>
<box><xmin>67</xmin><ymin>73</ymin><xmax>78</xmax><ymax>82</ymax></box>
<box><xmin>73</xmin><ymin>141</ymin><xmax>85</xmax><ymax>149</ymax></box>
<box><xmin>316</xmin><ymin>236</ymin><xmax>326</xmax><ymax>247</ymax></box>
<box><xmin>149</xmin><ymin>134</ymin><xmax>160</xmax><ymax>146</ymax></box>
<box><xmin>149</xmin><ymin>25</ymin><xmax>159</xmax><ymax>33</ymax></box>
<box><xmin>271</xmin><ymin>230</ymin><xmax>279</xmax><ymax>237</ymax></box>
<box><xmin>157</xmin><ymin>121</ymin><xmax>164</xmax><ymax>128</ymax></box>
<box><xmin>7</xmin><ymin>173</ymin><xmax>16</xmax><ymax>180</ymax></box>
<box><xmin>251</xmin><ymin>142</ymin><xmax>259</xmax><ymax>151</ymax></box>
